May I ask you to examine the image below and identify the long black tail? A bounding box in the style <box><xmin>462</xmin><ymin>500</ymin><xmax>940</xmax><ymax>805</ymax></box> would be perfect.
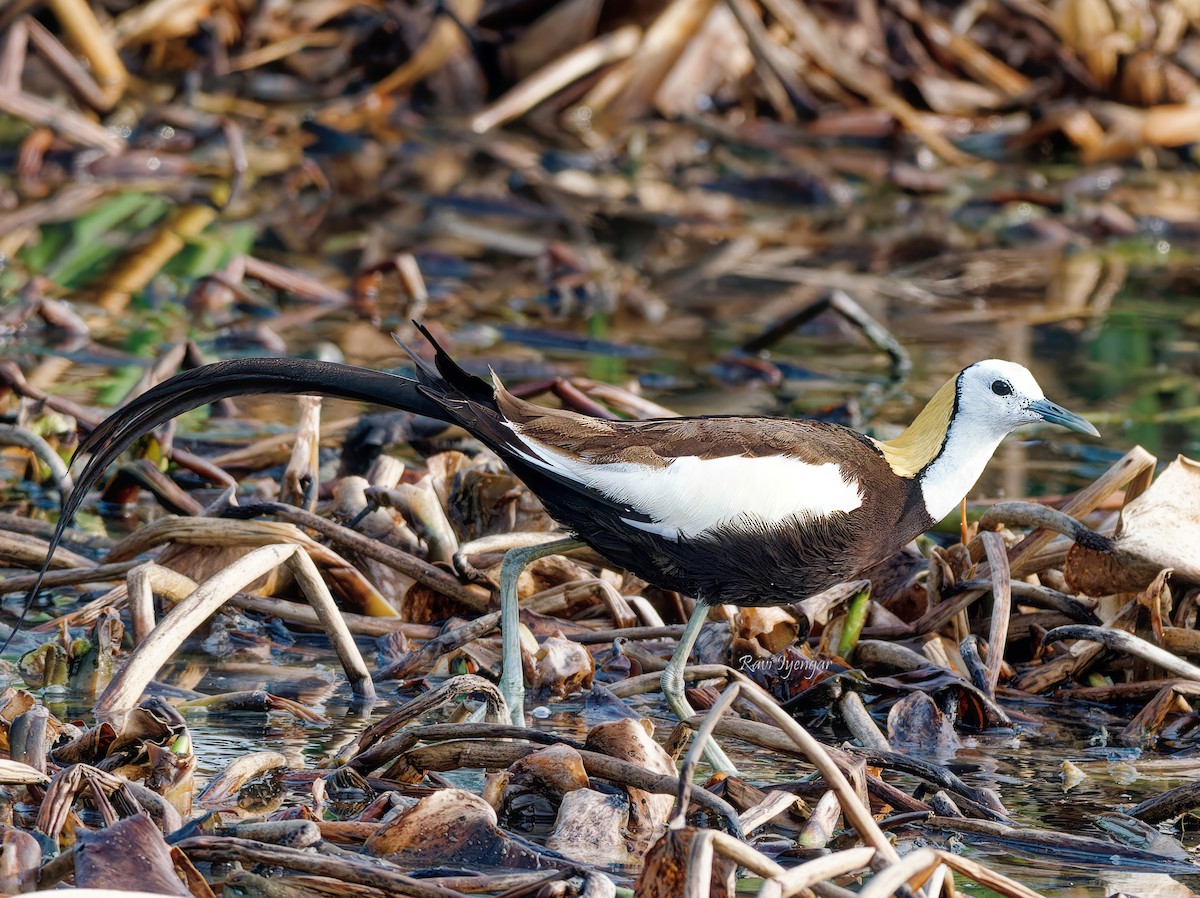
<box><xmin>2</xmin><ymin>356</ymin><xmax>454</xmax><ymax>654</ymax></box>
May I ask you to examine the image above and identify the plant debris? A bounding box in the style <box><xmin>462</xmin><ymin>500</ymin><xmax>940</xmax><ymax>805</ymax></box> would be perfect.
<box><xmin>3</xmin><ymin>1</ymin><xmax>1200</xmax><ymax>895</ymax></box>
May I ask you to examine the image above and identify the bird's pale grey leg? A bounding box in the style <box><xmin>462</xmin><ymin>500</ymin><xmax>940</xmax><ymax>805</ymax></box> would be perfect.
<box><xmin>499</xmin><ymin>537</ymin><xmax>585</xmax><ymax>726</ymax></box>
<box><xmin>662</xmin><ymin>602</ymin><xmax>738</xmax><ymax>774</ymax></box>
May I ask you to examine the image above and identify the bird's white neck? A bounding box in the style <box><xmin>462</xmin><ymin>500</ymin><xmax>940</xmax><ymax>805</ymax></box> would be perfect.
<box><xmin>916</xmin><ymin>415</ymin><xmax>1010</xmax><ymax>522</ymax></box>
<box><xmin>875</xmin><ymin>370</ymin><xmax>1016</xmax><ymax>524</ymax></box>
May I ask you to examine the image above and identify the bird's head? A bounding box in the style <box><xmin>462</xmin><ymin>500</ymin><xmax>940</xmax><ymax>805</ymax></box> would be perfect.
<box><xmin>956</xmin><ymin>360</ymin><xmax>1099</xmax><ymax>439</ymax></box>
<box><xmin>878</xmin><ymin>359</ymin><xmax>1098</xmax><ymax>482</ymax></box>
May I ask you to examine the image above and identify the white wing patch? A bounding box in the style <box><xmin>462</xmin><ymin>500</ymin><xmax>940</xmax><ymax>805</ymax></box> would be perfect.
<box><xmin>505</xmin><ymin>423</ymin><xmax>863</xmax><ymax>540</ymax></box>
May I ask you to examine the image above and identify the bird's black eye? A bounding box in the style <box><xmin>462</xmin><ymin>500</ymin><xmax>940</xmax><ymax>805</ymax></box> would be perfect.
<box><xmin>991</xmin><ymin>380</ymin><xmax>1013</xmax><ymax>396</ymax></box>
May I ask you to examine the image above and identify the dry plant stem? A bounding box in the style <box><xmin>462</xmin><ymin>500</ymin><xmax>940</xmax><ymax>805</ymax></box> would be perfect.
<box><xmin>838</xmin><ymin>691</ymin><xmax>890</xmax><ymax>751</ymax></box>
<box><xmin>106</xmin><ymin>516</ymin><xmax>394</xmax><ymax>617</ymax></box>
<box><xmin>1016</xmin><ymin>597</ymin><xmax>1138</xmax><ymax>693</ymax></box>
<box><xmin>611</xmin><ymin>664</ymin><xmax>731</xmax><ymax>697</ymax></box>
<box><xmin>673</xmin><ymin>681</ymin><xmax>741</xmax><ymax>824</ymax></box>
<box><xmin>980</xmin><ymin>531</ymin><xmax>1012</xmax><ymax>695</ymax></box>
<box><xmin>0</xmin><ymin>88</ymin><xmax>124</xmax><ymax>152</ymax></box>
<box><xmin>1043</xmin><ymin>624</ymin><xmax>1200</xmax><ymax>682</ymax></box>
<box><xmin>351</xmin><ymin>675</ymin><xmax>510</xmax><ymax>760</ymax></box>
<box><xmin>98</xmin><ymin>204</ymin><xmax>219</xmax><ymax>314</ymax></box>
<box><xmin>235</xmin><ymin>503</ymin><xmax>486</xmax><ymax>610</ymax></box>
<box><xmin>723</xmin><ymin>0</ymin><xmax>806</xmax><ymax>120</ymax></box>
<box><xmin>858</xmin><ymin>847</ymin><xmax>941</xmax><ymax>898</ymax></box>
<box><xmin>0</xmin><ymin>18</ymin><xmax>25</xmax><ymax>88</ymax></box>
<box><xmin>979</xmin><ymin>502</ymin><xmax>1097</xmax><ymax>542</ymax></box>
<box><xmin>758</xmin><ymin>846</ymin><xmax>876</xmax><ymax>898</ymax></box>
<box><xmin>368</xmin><ymin>0</ymin><xmax>483</xmax><ymax>98</ymax></box>
<box><xmin>457</xmin><ymin>531</ymin><xmax>587</xmax><ymax>557</ymax></box>
<box><xmin>728</xmin><ymin>672</ymin><xmax>899</xmax><ymax>862</ymax></box>
<box><xmin>932</xmin><ymin>850</ymin><xmax>1046</xmax><ymax>898</ymax></box>
<box><xmin>739</xmin><ymin>790</ymin><xmax>806</xmax><ymax>834</ymax></box>
<box><xmin>0</xmin><ymin>424</ymin><xmax>72</xmax><ymax>493</ymax></box>
<box><xmin>1128</xmin><ymin>780</ymin><xmax>1200</xmax><ymax>822</ymax></box>
<box><xmin>199</xmin><ymin>752</ymin><xmax>288</xmax><ymax>807</ymax></box>
<box><xmin>402</xmin><ymin>739</ymin><xmax>744</xmax><ymax>837</ymax></box>
<box><xmin>351</xmin><ymin>721</ymin><xmax>579</xmax><ymax>773</ymax></box>
<box><xmin>583</xmin><ymin>0</ymin><xmax>716</xmax><ymax>121</ymax></box>
<box><xmin>233</xmin><ymin>593</ymin><xmax>437</xmax><ymax>639</ymax></box>
<box><xmin>1001</xmin><ymin>581</ymin><xmax>1096</xmax><ymax>621</ymax></box>
<box><xmin>499</xmin><ymin>537</ymin><xmax>584</xmax><ymax>725</ymax></box>
<box><xmin>1003</xmin><ymin>447</ymin><xmax>1156</xmax><ymax>580</ymax></box>
<box><xmin>756</xmin><ymin>0</ymin><xmax>971</xmax><ymax>164</ymax></box>
<box><xmin>689</xmin><ymin>829</ymin><xmax>786</xmax><ymax>895</ymax></box>
<box><xmin>281</xmin><ymin>395</ymin><xmax>322</xmax><ymax>511</ymax></box>
<box><xmin>847</xmin><ymin>747</ymin><xmax>1005</xmax><ymax>815</ymax></box>
<box><xmin>898</xmin><ymin>447</ymin><xmax>1159</xmax><ymax>653</ymax></box>
<box><xmin>178</xmin><ymin>836</ymin><xmax>472</xmax><ymax>898</ymax></box>
<box><xmin>0</xmin><ymin>760</ymin><xmax>48</xmax><ymax>785</ymax></box>
<box><xmin>97</xmin><ymin>544</ymin><xmax>374</xmax><ymax>714</ymax></box>
<box><xmin>572</xmin><ymin>623</ymin><xmax>685</xmax><ymax>643</ymax></box>
<box><xmin>472</xmin><ymin>25</ymin><xmax>642</xmax><ymax>132</ymax></box>
<box><xmin>0</xmin><ymin>532</ymin><xmax>92</xmax><ymax>569</ymax></box>
<box><xmin>126</xmin><ymin>562</ymin><xmax>196</xmax><ymax>644</ymax></box>
<box><xmin>46</xmin><ymin>0</ymin><xmax>127</xmax><ymax>105</ymax></box>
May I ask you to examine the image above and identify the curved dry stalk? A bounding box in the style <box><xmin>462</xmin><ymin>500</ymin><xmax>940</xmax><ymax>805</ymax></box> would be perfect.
<box><xmin>685</xmin><ymin>827</ymin><xmax>785</xmax><ymax>896</ymax></box>
<box><xmin>472</xmin><ymin>26</ymin><xmax>642</xmax><ymax>133</ymax></box>
<box><xmin>933</xmin><ymin>849</ymin><xmax>1046</xmax><ymax>898</ymax></box>
<box><xmin>704</xmin><ymin>830</ymin><xmax>785</xmax><ymax>878</ymax></box>
<box><xmin>980</xmin><ymin>530</ymin><xmax>1012</xmax><ymax>695</ymax></box>
<box><xmin>233</xmin><ymin>503</ymin><xmax>488</xmax><ymax>611</ymax></box>
<box><xmin>673</xmin><ymin>681</ymin><xmax>741</xmax><ymax>824</ymax></box>
<box><xmin>402</xmin><ymin>739</ymin><xmax>743</xmax><ymax>836</ymax></box>
<box><xmin>1043</xmin><ymin>624</ymin><xmax>1200</xmax><ymax>682</ymax></box>
<box><xmin>739</xmin><ymin>791</ymin><xmax>807</xmax><ymax>835</ymax></box>
<box><xmin>979</xmin><ymin>501</ymin><xmax>1101</xmax><ymax>543</ymax></box>
<box><xmin>607</xmin><ymin>664</ymin><xmax>731</xmax><ymax>698</ymax></box>
<box><xmin>757</xmin><ymin>846</ymin><xmax>876</xmax><ymax>898</ymax></box>
<box><xmin>97</xmin><ymin>544</ymin><xmax>374</xmax><ymax>714</ymax></box>
<box><xmin>837</xmin><ymin>691</ymin><xmax>890</xmax><ymax>751</ymax></box>
<box><xmin>176</xmin><ymin>835</ymin><xmax>473</xmax><ymax>898</ymax></box>
<box><xmin>349</xmin><ymin>675</ymin><xmax>510</xmax><ymax>762</ymax></box>
<box><xmin>281</xmin><ymin>395</ymin><xmax>322</xmax><ymax>511</ymax></box>
<box><xmin>727</xmin><ymin>672</ymin><xmax>899</xmax><ymax>863</ymax></box>
<box><xmin>0</xmin><ymin>424</ymin><xmax>72</xmax><ymax>494</ymax></box>
<box><xmin>857</xmin><ymin>847</ymin><xmax>940</xmax><ymax>898</ymax></box>
<box><xmin>0</xmin><ymin>532</ymin><xmax>92</xmax><ymax>570</ymax></box>
<box><xmin>199</xmin><ymin>751</ymin><xmax>288</xmax><ymax>809</ymax></box>
<box><xmin>126</xmin><ymin>562</ymin><xmax>196</xmax><ymax>644</ymax></box>
<box><xmin>104</xmin><ymin>516</ymin><xmax>396</xmax><ymax>617</ymax></box>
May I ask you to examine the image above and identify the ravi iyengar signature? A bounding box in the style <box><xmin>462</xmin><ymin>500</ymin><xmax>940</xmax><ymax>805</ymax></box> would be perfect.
<box><xmin>736</xmin><ymin>654</ymin><xmax>831</xmax><ymax>679</ymax></box>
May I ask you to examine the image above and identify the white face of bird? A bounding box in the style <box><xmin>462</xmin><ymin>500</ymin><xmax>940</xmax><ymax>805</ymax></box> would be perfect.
<box><xmin>915</xmin><ymin>358</ymin><xmax>1099</xmax><ymax>522</ymax></box>
<box><xmin>956</xmin><ymin>360</ymin><xmax>1099</xmax><ymax>439</ymax></box>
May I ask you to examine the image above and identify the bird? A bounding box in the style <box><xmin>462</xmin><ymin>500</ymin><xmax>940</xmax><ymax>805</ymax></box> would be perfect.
<box><xmin>13</xmin><ymin>326</ymin><xmax>1098</xmax><ymax>772</ymax></box>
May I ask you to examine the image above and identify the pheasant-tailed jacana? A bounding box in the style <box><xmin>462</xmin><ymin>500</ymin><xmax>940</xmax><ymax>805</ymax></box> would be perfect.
<box><xmin>11</xmin><ymin>326</ymin><xmax>1098</xmax><ymax>771</ymax></box>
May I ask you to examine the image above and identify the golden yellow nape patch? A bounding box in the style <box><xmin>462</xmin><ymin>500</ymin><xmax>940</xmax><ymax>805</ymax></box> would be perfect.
<box><xmin>876</xmin><ymin>375</ymin><xmax>957</xmax><ymax>477</ymax></box>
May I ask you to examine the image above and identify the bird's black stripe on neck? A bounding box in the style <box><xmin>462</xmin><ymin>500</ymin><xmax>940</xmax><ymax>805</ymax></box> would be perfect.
<box><xmin>915</xmin><ymin>369</ymin><xmax>964</xmax><ymax>480</ymax></box>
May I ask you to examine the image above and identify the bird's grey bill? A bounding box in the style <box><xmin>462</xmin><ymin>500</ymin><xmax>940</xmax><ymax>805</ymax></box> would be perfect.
<box><xmin>1028</xmin><ymin>398</ymin><xmax>1100</xmax><ymax>437</ymax></box>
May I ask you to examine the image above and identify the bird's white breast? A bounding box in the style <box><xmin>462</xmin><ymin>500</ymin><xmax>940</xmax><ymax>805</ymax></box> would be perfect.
<box><xmin>510</xmin><ymin>431</ymin><xmax>864</xmax><ymax>540</ymax></box>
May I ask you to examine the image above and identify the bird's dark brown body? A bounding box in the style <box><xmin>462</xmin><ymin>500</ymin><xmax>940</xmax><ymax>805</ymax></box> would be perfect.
<box><xmin>494</xmin><ymin>420</ymin><xmax>933</xmax><ymax>606</ymax></box>
<box><xmin>398</xmin><ymin>332</ymin><xmax>936</xmax><ymax>607</ymax></box>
